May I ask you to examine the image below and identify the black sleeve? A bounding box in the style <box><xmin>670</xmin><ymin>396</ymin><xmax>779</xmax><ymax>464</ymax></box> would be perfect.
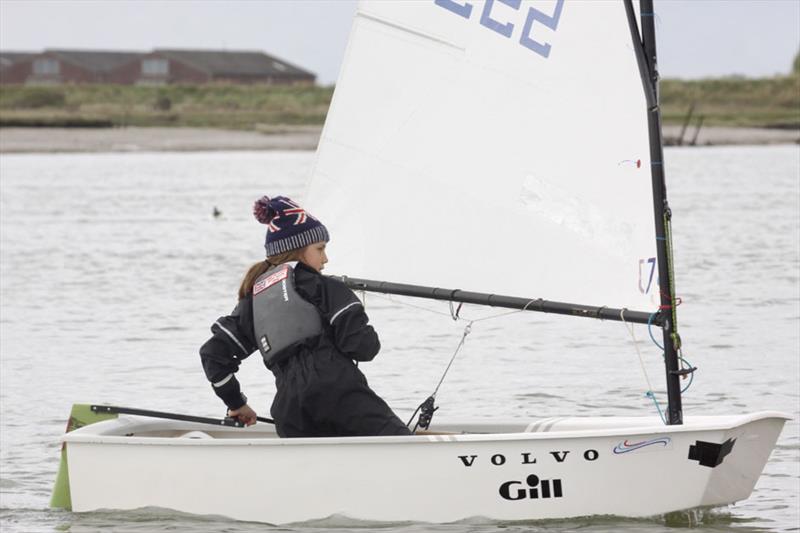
<box><xmin>199</xmin><ymin>299</ymin><xmax>258</xmax><ymax>410</ymax></box>
<box><xmin>321</xmin><ymin>279</ymin><xmax>381</xmax><ymax>362</ymax></box>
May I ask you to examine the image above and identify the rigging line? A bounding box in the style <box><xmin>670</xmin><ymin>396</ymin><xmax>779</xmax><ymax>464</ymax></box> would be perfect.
<box><xmin>369</xmin><ymin>291</ymin><xmax>540</xmax><ymax>324</ymax></box>
<box><xmin>459</xmin><ymin>300</ymin><xmax>538</xmax><ymax>324</ymax></box>
<box><xmin>646</xmin><ymin>391</ymin><xmax>667</xmax><ymax>424</ymax></box>
<box><xmin>677</xmin><ymin>353</ymin><xmax>695</xmax><ymax>394</ymax></box>
<box><xmin>369</xmin><ymin>292</ymin><xmax>455</xmax><ymax>318</ymax></box>
<box><xmin>370</xmin><ymin>293</ymin><xmax>536</xmax><ymax>429</ymax></box>
<box><xmin>408</xmin><ymin>299</ymin><xmax>538</xmax><ymax>430</ymax></box>
<box><xmin>431</xmin><ymin>321</ymin><xmax>473</xmax><ymax>398</ymax></box>
<box><xmin>647</xmin><ymin>312</ymin><xmax>695</xmax><ymax>394</ymax></box>
<box><xmin>621</xmin><ymin>309</ymin><xmax>666</xmax><ymax>425</ymax></box>
<box><xmin>467</xmin><ymin>299</ymin><xmax>540</xmax><ymax>323</ymax></box>
<box><xmin>621</xmin><ymin>310</ymin><xmax>656</xmax><ymax>396</ymax></box>
<box><xmin>406</xmin><ymin>321</ymin><xmax>473</xmax><ymax>432</ymax></box>
<box><xmin>647</xmin><ymin>311</ymin><xmax>664</xmax><ymax>350</ymax></box>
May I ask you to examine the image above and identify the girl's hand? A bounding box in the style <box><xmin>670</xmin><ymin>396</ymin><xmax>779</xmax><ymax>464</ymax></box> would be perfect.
<box><xmin>228</xmin><ymin>404</ymin><xmax>258</xmax><ymax>426</ymax></box>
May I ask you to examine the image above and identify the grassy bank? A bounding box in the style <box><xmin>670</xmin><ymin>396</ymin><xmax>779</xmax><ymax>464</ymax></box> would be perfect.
<box><xmin>1</xmin><ymin>77</ymin><xmax>798</xmax><ymax>130</ymax></box>
<box><xmin>0</xmin><ymin>84</ymin><xmax>333</xmax><ymax>129</ymax></box>
<box><xmin>660</xmin><ymin>76</ymin><xmax>800</xmax><ymax>128</ymax></box>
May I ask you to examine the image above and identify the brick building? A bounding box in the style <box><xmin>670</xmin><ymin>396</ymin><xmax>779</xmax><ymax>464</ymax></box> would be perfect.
<box><xmin>1</xmin><ymin>50</ymin><xmax>141</xmax><ymax>84</ymax></box>
<box><xmin>0</xmin><ymin>49</ymin><xmax>315</xmax><ymax>85</ymax></box>
<box><xmin>0</xmin><ymin>52</ymin><xmax>37</xmax><ymax>74</ymax></box>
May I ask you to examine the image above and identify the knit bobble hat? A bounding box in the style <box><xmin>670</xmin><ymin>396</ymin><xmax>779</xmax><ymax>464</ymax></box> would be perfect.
<box><xmin>253</xmin><ymin>195</ymin><xmax>329</xmax><ymax>257</ymax></box>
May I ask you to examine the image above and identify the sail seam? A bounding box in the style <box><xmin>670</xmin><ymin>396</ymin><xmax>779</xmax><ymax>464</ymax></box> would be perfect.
<box><xmin>357</xmin><ymin>11</ymin><xmax>465</xmax><ymax>51</ymax></box>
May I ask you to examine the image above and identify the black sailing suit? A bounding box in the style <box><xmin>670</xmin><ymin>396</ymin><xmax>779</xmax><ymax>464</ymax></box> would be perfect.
<box><xmin>199</xmin><ymin>261</ymin><xmax>410</xmax><ymax>437</ymax></box>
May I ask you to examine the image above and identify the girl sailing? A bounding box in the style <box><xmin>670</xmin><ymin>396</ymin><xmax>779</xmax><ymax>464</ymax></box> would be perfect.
<box><xmin>200</xmin><ymin>195</ymin><xmax>410</xmax><ymax>437</ymax></box>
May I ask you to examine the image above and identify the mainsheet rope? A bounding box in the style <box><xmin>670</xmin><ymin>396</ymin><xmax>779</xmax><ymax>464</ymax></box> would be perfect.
<box><xmin>405</xmin><ymin>320</ymin><xmax>472</xmax><ymax>433</ymax></box>
<box><xmin>361</xmin><ymin>291</ymin><xmax>539</xmax><ymax>431</ymax></box>
<box><xmin>363</xmin><ymin>290</ymin><xmax>695</xmax><ymax>427</ymax></box>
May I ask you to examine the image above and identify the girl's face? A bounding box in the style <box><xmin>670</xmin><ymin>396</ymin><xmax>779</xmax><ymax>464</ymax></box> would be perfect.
<box><xmin>299</xmin><ymin>242</ymin><xmax>328</xmax><ymax>272</ymax></box>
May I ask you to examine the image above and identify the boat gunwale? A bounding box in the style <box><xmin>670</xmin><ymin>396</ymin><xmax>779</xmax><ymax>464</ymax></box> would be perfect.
<box><xmin>62</xmin><ymin>411</ymin><xmax>790</xmax><ymax>447</ymax></box>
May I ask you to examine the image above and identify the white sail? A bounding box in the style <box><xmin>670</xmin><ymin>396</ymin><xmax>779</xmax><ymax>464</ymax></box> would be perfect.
<box><xmin>306</xmin><ymin>0</ymin><xmax>659</xmax><ymax>312</ymax></box>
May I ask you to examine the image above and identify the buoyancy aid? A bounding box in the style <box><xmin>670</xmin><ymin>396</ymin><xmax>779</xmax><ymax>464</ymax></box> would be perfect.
<box><xmin>252</xmin><ymin>263</ymin><xmax>323</xmax><ymax>365</ymax></box>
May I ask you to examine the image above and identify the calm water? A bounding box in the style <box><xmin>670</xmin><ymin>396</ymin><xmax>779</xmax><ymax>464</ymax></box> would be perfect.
<box><xmin>1</xmin><ymin>146</ymin><xmax>798</xmax><ymax>532</ymax></box>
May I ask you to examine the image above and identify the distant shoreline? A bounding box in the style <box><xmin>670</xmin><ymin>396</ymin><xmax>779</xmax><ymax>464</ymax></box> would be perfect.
<box><xmin>0</xmin><ymin>126</ymin><xmax>321</xmax><ymax>153</ymax></box>
<box><xmin>0</xmin><ymin>125</ymin><xmax>797</xmax><ymax>154</ymax></box>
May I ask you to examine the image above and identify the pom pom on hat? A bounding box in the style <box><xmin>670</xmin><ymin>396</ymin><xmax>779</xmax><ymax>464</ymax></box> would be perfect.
<box><xmin>252</xmin><ymin>195</ymin><xmax>330</xmax><ymax>257</ymax></box>
<box><xmin>253</xmin><ymin>196</ymin><xmax>275</xmax><ymax>224</ymax></box>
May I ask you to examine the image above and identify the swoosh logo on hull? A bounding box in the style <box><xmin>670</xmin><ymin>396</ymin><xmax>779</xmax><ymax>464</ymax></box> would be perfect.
<box><xmin>613</xmin><ymin>436</ymin><xmax>671</xmax><ymax>454</ymax></box>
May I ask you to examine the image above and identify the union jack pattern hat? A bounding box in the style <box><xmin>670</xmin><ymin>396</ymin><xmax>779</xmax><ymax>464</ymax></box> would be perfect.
<box><xmin>253</xmin><ymin>195</ymin><xmax>329</xmax><ymax>257</ymax></box>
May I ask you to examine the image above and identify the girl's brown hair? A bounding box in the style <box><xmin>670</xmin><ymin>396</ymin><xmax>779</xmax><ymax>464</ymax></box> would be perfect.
<box><xmin>238</xmin><ymin>250</ymin><xmax>303</xmax><ymax>300</ymax></box>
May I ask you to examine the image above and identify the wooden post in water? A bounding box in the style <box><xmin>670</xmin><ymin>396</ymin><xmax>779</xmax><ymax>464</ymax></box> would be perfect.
<box><xmin>690</xmin><ymin>115</ymin><xmax>705</xmax><ymax>146</ymax></box>
<box><xmin>677</xmin><ymin>103</ymin><xmax>695</xmax><ymax>146</ymax></box>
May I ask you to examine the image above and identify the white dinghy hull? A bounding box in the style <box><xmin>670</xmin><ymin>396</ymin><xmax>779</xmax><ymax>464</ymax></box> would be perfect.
<box><xmin>63</xmin><ymin>412</ymin><xmax>787</xmax><ymax>523</ymax></box>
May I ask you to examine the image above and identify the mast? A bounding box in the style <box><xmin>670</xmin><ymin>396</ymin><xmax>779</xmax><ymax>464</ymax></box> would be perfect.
<box><xmin>630</xmin><ymin>0</ymin><xmax>685</xmax><ymax>424</ymax></box>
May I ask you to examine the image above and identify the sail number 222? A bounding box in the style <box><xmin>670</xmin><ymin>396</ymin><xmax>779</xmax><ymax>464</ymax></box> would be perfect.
<box><xmin>434</xmin><ymin>0</ymin><xmax>565</xmax><ymax>58</ymax></box>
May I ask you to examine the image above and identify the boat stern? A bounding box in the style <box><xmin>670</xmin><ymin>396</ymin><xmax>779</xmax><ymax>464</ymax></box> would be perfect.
<box><xmin>50</xmin><ymin>404</ymin><xmax>118</xmax><ymax>509</ymax></box>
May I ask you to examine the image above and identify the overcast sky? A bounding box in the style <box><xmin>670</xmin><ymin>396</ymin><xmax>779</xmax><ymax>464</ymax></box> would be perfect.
<box><xmin>1</xmin><ymin>0</ymin><xmax>798</xmax><ymax>85</ymax></box>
